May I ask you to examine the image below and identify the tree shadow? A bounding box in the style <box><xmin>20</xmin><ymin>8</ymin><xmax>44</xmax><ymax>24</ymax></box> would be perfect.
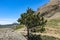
<box><xmin>29</xmin><ymin>33</ymin><xmax>42</xmax><ymax>40</ymax></box>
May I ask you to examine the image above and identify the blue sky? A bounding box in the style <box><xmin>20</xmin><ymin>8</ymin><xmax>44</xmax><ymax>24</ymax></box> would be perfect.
<box><xmin>0</xmin><ymin>0</ymin><xmax>49</xmax><ymax>25</ymax></box>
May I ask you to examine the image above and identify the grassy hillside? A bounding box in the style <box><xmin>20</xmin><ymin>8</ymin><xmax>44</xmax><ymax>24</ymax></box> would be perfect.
<box><xmin>41</xmin><ymin>35</ymin><xmax>60</xmax><ymax>40</ymax></box>
<box><xmin>41</xmin><ymin>12</ymin><xmax>60</xmax><ymax>39</ymax></box>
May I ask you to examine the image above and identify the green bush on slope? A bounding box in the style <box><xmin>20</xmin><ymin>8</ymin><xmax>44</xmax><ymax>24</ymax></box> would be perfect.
<box><xmin>14</xmin><ymin>25</ymin><xmax>25</xmax><ymax>30</ymax></box>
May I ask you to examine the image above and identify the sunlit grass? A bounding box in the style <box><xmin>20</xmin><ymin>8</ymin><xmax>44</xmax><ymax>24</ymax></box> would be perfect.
<box><xmin>41</xmin><ymin>35</ymin><xmax>60</xmax><ymax>40</ymax></box>
<box><xmin>47</xmin><ymin>19</ymin><xmax>60</xmax><ymax>28</ymax></box>
<box><xmin>46</xmin><ymin>19</ymin><xmax>60</xmax><ymax>34</ymax></box>
<box><xmin>15</xmin><ymin>25</ymin><xmax>25</xmax><ymax>30</ymax></box>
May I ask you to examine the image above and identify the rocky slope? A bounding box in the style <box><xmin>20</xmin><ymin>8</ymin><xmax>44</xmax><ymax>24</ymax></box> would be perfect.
<box><xmin>0</xmin><ymin>28</ymin><xmax>27</xmax><ymax>40</ymax></box>
<box><xmin>36</xmin><ymin>0</ymin><xmax>60</xmax><ymax>18</ymax></box>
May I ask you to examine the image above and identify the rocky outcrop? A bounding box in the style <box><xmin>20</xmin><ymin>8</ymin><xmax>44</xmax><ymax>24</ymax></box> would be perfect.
<box><xmin>0</xmin><ymin>28</ymin><xmax>27</xmax><ymax>40</ymax></box>
<box><xmin>37</xmin><ymin>0</ymin><xmax>60</xmax><ymax>18</ymax></box>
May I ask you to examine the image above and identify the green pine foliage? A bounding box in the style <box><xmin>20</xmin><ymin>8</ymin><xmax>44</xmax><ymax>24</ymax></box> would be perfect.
<box><xmin>18</xmin><ymin>8</ymin><xmax>47</xmax><ymax>29</ymax></box>
<box><xmin>18</xmin><ymin>8</ymin><xmax>47</xmax><ymax>40</ymax></box>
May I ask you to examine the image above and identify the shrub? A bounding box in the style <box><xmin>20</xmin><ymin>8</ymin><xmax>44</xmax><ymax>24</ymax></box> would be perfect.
<box><xmin>29</xmin><ymin>34</ymin><xmax>42</xmax><ymax>40</ymax></box>
<box><xmin>15</xmin><ymin>25</ymin><xmax>25</xmax><ymax>30</ymax></box>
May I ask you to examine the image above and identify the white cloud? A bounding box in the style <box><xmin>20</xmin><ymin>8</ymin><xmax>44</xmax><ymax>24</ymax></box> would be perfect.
<box><xmin>0</xmin><ymin>18</ymin><xmax>17</xmax><ymax>25</ymax></box>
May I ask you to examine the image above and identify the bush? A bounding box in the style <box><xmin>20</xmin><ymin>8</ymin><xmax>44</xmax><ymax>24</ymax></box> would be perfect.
<box><xmin>40</xmin><ymin>27</ymin><xmax>45</xmax><ymax>33</ymax></box>
<box><xmin>31</xmin><ymin>27</ymin><xmax>45</xmax><ymax>33</ymax></box>
<box><xmin>15</xmin><ymin>25</ymin><xmax>25</xmax><ymax>30</ymax></box>
<box><xmin>29</xmin><ymin>34</ymin><xmax>42</xmax><ymax>40</ymax></box>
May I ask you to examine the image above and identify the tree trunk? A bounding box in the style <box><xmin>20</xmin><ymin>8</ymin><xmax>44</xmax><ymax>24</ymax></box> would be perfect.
<box><xmin>27</xmin><ymin>27</ymin><xmax>29</xmax><ymax>40</ymax></box>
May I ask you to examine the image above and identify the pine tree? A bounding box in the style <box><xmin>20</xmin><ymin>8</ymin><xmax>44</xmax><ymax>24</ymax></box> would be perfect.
<box><xmin>18</xmin><ymin>8</ymin><xmax>47</xmax><ymax>40</ymax></box>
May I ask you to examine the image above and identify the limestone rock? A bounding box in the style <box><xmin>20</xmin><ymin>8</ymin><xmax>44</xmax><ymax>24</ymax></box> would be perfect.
<box><xmin>0</xmin><ymin>28</ymin><xmax>27</xmax><ymax>40</ymax></box>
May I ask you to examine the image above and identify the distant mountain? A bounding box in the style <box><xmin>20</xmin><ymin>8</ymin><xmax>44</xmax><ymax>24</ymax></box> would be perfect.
<box><xmin>0</xmin><ymin>23</ymin><xmax>18</xmax><ymax>28</ymax></box>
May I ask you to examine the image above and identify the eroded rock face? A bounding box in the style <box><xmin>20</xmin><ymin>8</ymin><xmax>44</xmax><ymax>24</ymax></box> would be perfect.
<box><xmin>0</xmin><ymin>28</ymin><xmax>27</xmax><ymax>40</ymax></box>
<box><xmin>49</xmin><ymin>0</ymin><xmax>60</xmax><ymax>5</ymax></box>
<box><xmin>36</xmin><ymin>0</ymin><xmax>60</xmax><ymax>18</ymax></box>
